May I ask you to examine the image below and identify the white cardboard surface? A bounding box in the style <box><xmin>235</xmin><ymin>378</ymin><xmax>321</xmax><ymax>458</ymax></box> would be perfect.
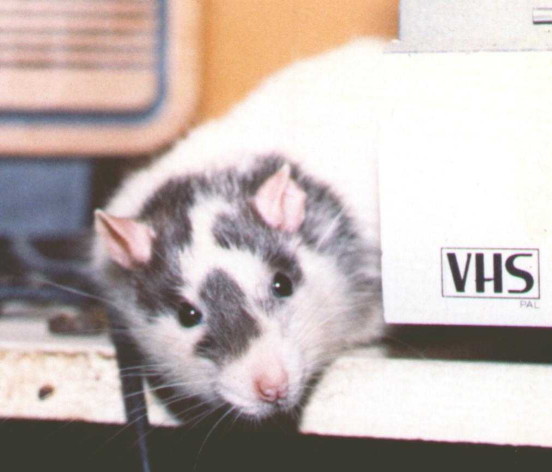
<box><xmin>379</xmin><ymin>51</ymin><xmax>552</xmax><ymax>326</ymax></box>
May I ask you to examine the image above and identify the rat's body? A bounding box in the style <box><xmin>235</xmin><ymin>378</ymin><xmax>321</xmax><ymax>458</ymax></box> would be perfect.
<box><xmin>93</xmin><ymin>39</ymin><xmax>385</xmax><ymax>426</ymax></box>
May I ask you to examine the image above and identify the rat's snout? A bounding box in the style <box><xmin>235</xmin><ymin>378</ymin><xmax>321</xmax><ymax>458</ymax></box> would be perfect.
<box><xmin>254</xmin><ymin>368</ymin><xmax>289</xmax><ymax>403</ymax></box>
<box><xmin>217</xmin><ymin>330</ymin><xmax>303</xmax><ymax>417</ymax></box>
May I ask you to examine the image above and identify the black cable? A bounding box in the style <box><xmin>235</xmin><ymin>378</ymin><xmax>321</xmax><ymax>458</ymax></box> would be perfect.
<box><xmin>109</xmin><ymin>313</ymin><xmax>153</xmax><ymax>472</ymax></box>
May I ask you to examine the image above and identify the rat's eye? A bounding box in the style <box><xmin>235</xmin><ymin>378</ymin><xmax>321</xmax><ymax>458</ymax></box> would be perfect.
<box><xmin>178</xmin><ymin>302</ymin><xmax>203</xmax><ymax>328</ymax></box>
<box><xmin>272</xmin><ymin>272</ymin><xmax>293</xmax><ymax>298</ymax></box>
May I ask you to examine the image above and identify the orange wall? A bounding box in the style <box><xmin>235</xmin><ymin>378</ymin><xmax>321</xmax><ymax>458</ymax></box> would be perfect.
<box><xmin>198</xmin><ymin>0</ymin><xmax>399</xmax><ymax>121</ymax></box>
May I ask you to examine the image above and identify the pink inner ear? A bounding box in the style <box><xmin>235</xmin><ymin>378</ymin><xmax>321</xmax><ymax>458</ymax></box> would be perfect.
<box><xmin>253</xmin><ymin>164</ymin><xmax>307</xmax><ymax>233</ymax></box>
<box><xmin>94</xmin><ymin>210</ymin><xmax>155</xmax><ymax>269</ymax></box>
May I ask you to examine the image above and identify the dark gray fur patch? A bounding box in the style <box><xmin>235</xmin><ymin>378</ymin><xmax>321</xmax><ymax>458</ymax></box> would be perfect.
<box><xmin>127</xmin><ymin>178</ymin><xmax>199</xmax><ymax>315</ymax></box>
<box><xmin>130</xmin><ymin>243</ymin><xmax>185</xmax><ymax>315</ymax></box>
<box><xmin>212</xmin><ymin>211</ymin><xmax>303</xmax><ymax>284</ymax></box>
<box><xmin>140</xmin><ymin>177</ymin><xmax>198</xmax><ymax>249</ymax></box>
<box><xmin>195</xmin><ymin>269</ymin><xmax>261</xmax><ymax>362</ymax></box>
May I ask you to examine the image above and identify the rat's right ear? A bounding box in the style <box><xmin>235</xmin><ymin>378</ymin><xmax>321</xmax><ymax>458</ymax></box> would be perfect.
<box><xmin>94</xmin><ymin>210</ymin><xmax>155</xmax><ymax>269</ymax></box>
<box><xmin>253</xmin><ymin>164</ymin><xmax>307</xmax><ymax>233</ymax></box>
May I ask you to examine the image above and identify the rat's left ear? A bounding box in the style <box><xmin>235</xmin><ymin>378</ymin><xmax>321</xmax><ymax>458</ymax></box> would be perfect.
<box><xmin>253</xmin><ymin>164</ymin><xmax>307</xmax><ymax>233</ymax></box>
<box><xmin>94</xmin><ymin>210</ymin><xmax>155</xmax><ymax>269</ymax></box>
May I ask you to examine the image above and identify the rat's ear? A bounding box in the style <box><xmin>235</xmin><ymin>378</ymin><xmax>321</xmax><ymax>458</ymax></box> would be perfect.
<box><xmin>253</xmin><ymin>164</ymin><xmax>307</xmax><ymax>233</ymax></box>
<box><xmin>94</xmin><ymin>210</ymin><xmax>155</xmax><ymax>269</ymax></box>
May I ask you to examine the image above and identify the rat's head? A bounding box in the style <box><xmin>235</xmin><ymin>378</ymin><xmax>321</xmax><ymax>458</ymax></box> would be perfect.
<box><xmin>95</xmin><ymin>158</ymin><xmax>378</xmax><ymax>423</ymax></box>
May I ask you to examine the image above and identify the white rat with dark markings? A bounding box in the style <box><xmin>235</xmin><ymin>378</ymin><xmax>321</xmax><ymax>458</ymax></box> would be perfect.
<box><xmin>93</xmin><ymin>39</ymin><xmax>385</xmax><ymax>426</ymax></box>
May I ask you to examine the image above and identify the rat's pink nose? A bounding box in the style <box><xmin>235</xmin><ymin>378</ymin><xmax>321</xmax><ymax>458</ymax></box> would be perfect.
<box><xmin>254</xmin><ymin>371</ymin><xmax>289</xmax><ymax>403</ymax></box>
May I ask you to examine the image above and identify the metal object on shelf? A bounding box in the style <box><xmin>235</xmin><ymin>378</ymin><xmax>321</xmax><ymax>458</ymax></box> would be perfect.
<box><xmin>394</xmin><ymin>0</ymin><xmax>552</xmax><ymax>52</ymax></box>
<box><xmin>533</xmin><ymin>7</ymin><xmax>552</xmax><ymax>23</ymax></box>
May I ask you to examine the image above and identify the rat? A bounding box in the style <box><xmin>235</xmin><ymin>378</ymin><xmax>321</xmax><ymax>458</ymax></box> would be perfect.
<box><xmin>92</xmin><ymin>38</ymin><xmax>386</xmax><ymax>427</ymax></box>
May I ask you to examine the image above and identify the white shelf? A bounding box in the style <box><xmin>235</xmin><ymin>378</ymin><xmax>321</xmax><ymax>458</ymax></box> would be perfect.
<box><xmin>0</xmin><ymin>317</ymin><xmax>174</xmax><ymax>426</ymax></box>
<box><xmin>301</xmin><ymin>351</ymin><xmax>552</xmax><ymax>447</ymax></box>
<box><xmin>2</xmin><ymin>317</ymin><xmax>551</xmax><ymax>447</ymax></box>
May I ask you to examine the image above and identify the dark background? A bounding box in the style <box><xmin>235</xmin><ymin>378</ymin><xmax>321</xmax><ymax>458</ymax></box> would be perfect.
<box><xmin>1</xmin><ymin>419</ymin><xmax>550</xmax><ymax>472</ymax></box>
